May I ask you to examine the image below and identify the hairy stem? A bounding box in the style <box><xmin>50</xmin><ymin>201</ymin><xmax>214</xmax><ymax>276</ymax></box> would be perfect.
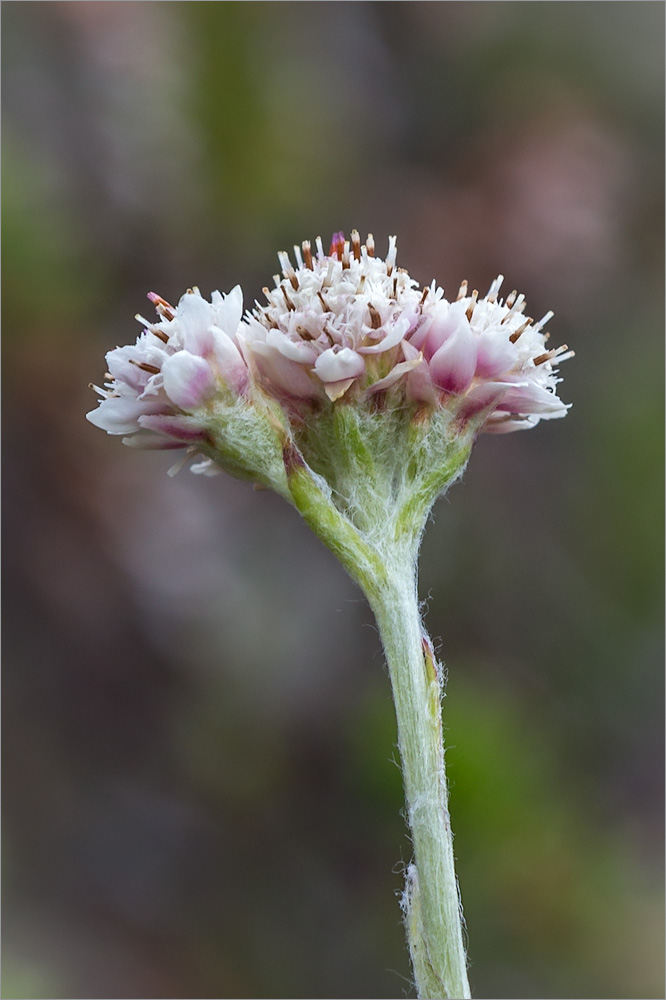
<box><xmin>368</xmin><ymin>554</ymin><xmax>470</xmax><ymax>1000</ymax></box>
<box><xmin>285</xmin><ymin>452</ymin><xmax>471</xmax><ymax>997</ymax></box>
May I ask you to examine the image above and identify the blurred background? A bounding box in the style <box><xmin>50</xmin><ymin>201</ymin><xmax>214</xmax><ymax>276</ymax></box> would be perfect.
<box><xmin>2</xmin><ymin>3</ymin><xmax>664</xmax><ymax>998</ymax></box>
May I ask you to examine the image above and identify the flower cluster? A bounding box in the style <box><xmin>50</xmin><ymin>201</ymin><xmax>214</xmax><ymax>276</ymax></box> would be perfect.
<box><xmin>87</xmin><ymin>232</ymin><xmax>571</xmax><ymax>463</ymax></box>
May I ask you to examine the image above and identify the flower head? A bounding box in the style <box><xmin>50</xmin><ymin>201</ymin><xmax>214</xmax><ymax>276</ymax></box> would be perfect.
<box><xmin>87</xmin><ymin>285</ymin><xmax>249</xmax><ymax>453</ymax></box>
<box><xmin>244</xmin><ymin>231</ymin><xmax>572</xmax><ymax>429</ymax></box>
<box><xmin>87</xmin><ymin>231</ymin><xmax>571</xmax><ymax>483</ymax></box>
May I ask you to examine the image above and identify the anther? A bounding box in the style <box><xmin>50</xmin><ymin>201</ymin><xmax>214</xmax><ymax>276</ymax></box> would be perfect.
<box><xmin>281</xmin><ymin>285</ymin><xmax>296</xmax><ymax>311</ymax></box>
<box><xmin>151</xmin><ymin>328</ymin><xmax>169</xmax><ymax>344</ymax></box>
<box><xmin>129</xmin><ymin>359</ymin><xmax>161</xmax><ymax>375</ymax></box>
<box><xmin>351</xmin><ymin>229</ymin><xmax>361</xmax><ymax>261</ymax></box>
<box><xmin>302</xmin><ymin>241</ymin><xmax>313</xmax><ymax>270</ymax></box>
<box><xmin>456</xmin><ymin>280</ymin><xmax>468</xmax><ymax>301</ymax></box>
<box><xmin>317</xmin><ymin>290</ymin><xmax>329</xmax><ymax>312</ymax></box>
<box><xmin>465</xmin><ymin>290</ymin><xmax>478</xmax><ymax>321</ymax></box>
<box><xmin>329</xmin><ymin>231</ymin><xmax>345</xmax><ymax>260</ymax></box>
<box><xmin>509</xmin><ymin>318</ymin><xmax>532</xmax><ymax>343</ymax></box>
<box><xmin>366</xmin><ymin>233</ymin><xmax>375</xmax><ymax>257</ymax></box>
<box><xmin>533</xmin><ymin>345</ymin><xmax>568</xmax><ymax>366</ymax></box>
<box><xmin>505</xmin><ymin>290</ymin><xmax>518</xmax><ymax>309</ymax></box>
<box><xmin>368</xmin><ymin>304</ymin><xmax>382</xmax><ymax>329</ymax></box>
<box><xmin>147</xmin><ymin>292</ymin><xmax>175</xmax><ymax>320</ymax></box>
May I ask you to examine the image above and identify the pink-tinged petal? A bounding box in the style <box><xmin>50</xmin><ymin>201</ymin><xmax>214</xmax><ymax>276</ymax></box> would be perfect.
<box><xmin>406</xmin><ymin>314</ymin><xmax>432</xmax><ymax>351</ymax></box>
<box><xmin>138</xmin><ymin>413</ymin><xmax>210</xmax><ymax>442</ymax></box>
<box><xmin>457</xmin><ymin>381</ymin><xmax>513</xmax><ymax>421</ymax></box>
<box><xmin>495</xmin><ymin>381</ymin><xmax>568</xmax><ymax>416</ymax></box>
<box><xmin>475</xmin><ymin>331</ymin><xmax>517</xmax><ymax>378</ymax></box>
<box><xmin>211</xmin><ymin>285</ymin><xmax>243</xmax><ymax>339</ymax></box>
<box><xmin>428</xmin><ymin>322</ymin><xmax>477</xmax><ymax>394</ymax></box>
<box><xmin>176</xmin><ymin>291</ymin><xmax>215</xmax><ymax>355</ymax></box>
<box><xmin>422</xmin><ymin>302</ymin><xmax>469</xmax><ymax>360</ymax></box>
<box><xmin>210</xmin><ymin>326</ymin><xmax>249</xmax><ymax>395</ymax></box>
<box><xmin>249</xmin><ymin>341</ymin><xmax>322</xmax><ymax>399</ymax></box>
<box><xmin>313</xmin><ymin>347</ymin><xmax>365</xmax><ymax>383</ymax></box>
<box><xmin>365</xmin><ymin>354</ymin><xmax>424</xmax><ymax>395</ymax></box>
<box><xmin>482</xmin><ymin>414</ymin><xmax>540</xmax><ymax>434</ymax></box>
<box><xmin>106</xmin><ymin>344</ymin><xmax>166</xmax><ymax>392</ymax></box>
<box><xmin>266</xmin><ymin>328</ymin><xmax>318</xmax><ymax>364</ymax></box>
<box><xmin>358</xmin><ymin>315</ymin><xmax>411</xmax><ymax>354</ymax></box>
<box><xmin>122</xmin><ymin>433</ymin><xmax>185</xmax><ymax>450</ymax></box>
<box><xmin>86</xmin><ymin>395</ymin><xmax>166</xmax><ymax>435</ymax></box>
<box><xmin>399</xmin><ymin>340</ymin><xmax>437</xmax><ymax>403</ymax></box>
<box><xmin>162</xmin><ymin>351</ymin><xmax>215</xmax><ymax>410</ymax></box>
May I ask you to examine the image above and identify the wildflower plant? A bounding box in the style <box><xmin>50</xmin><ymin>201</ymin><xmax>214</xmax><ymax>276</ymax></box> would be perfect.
<box><xmin>88</xmin><ymin>232</ymin><xmax>571</xmax><ymax>999</ymax></box>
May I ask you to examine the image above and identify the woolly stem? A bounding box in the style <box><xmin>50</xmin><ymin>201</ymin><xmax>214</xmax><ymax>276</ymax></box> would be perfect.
<box><xmin>367</xmin><ymin>551</ymin><xmax>470</xmax><ymax>1000</ymax></box>
<box><xmin>284</xmin><ymin>446</ymin><xmax>471</xmax><ymax>997</ymax></box>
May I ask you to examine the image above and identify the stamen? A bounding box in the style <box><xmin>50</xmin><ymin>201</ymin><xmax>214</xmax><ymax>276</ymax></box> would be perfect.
<box><xmin>281</xmin><ymin>285</ymin><xmax>296</xmax><ymax>311</ymax></box>
<box><xmin>366</xmin><ymin>233</ymin><xmax>375</xmax><ymax>257</ymax></box>
<box><xmin>146</xmin><ymin>292</ymin><xmax>176</xmax><ymax>319</ymax></box>
<box><xmin>342</xmin><ymin>241</ymin><xmax>351</xmax><ymax>269</ymax></box>
<box><xmin>302</xmin><ymin>241</ymin><xmax>313</xmax><ymax>270</ymax></box>
<box><xmin>151</xmin><ymin>328</ymin><xmax>169</xmax><ymax>344</ymax></box>
<box><xmin>129</xmin><ymin>359</ymin><xmax>161</xmax><ymax>375</ymax></box>
<box><xmin>420</xmin><ymin>287</ymin><xmax>429</xmax><ymax>305</ymax></box>
<box><xmin>533</xmin><ymin>344</ymin><xmax>568</xmax><ymax>366</ymax></box>
<box><xmin>500</xmin><ymin>294</ymin><xmax>525</xmax><ymax>323</ymax></box>
<box><xmin>315</xmin><ymin>236</ymin><xmax>325</xmax><ymax>261</ymax></box>
<box><xmin>351</xmin><ymin>229</ymin><xmax>362</xmax><ymax>261</ymax></box>
<box><xmin>386</xmin><ymin>235</ymin><xmax>397</xmax><ymax>275</ymax></box>
<box><xmin>509</xmin><ymin>318</ymin><xmax>533</xmax><ymax>343</ymax></box>
<box><xmin>456</xmin><ymin>280</ymin><xmax>468</xmax><ymax>301</ymax></box>
<box><xmin>504</xmin><ymin>290</ymin><xmax>518</xmax><ymax>309</ymax></box>
<box><xmin>368</xmin><ymin>304</ymin><xmax>382</xmax><ymax>329</ymax></box>
<box><xmin>293</xmin><ymin>245</ymin><xmax>304</xmax><ymax>269</ymax></box>
<box><xmin>465</xmin><ymin>290</ymin><xmax>478</xmax><ymax>321</ymax></box>
<box><xmin>329</xmin><ymin>231</ymin><xmax>345</xmax><ymax>260</ymax></box>
<box><xmin>317</xmin><ymin>290</ymin><xmax>330</xmax><ymax>312</ymax></box>
<box><xmin>278</xmin><ymin>251</ymin><xmax>299</xmax><ymax>290</ymax></box>
<box><xmin>533</xmin><ymin>310</ymin><xmax>554</xmax><ymax>331</ymax></box>
<box><xmin>486</xmin><ymin>275</ymin><xmax>504</xmax><ymax>301</ymax></box>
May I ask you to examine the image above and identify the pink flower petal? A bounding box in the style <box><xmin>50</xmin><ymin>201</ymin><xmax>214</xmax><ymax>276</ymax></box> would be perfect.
<box><xmin>475</xmin><ymin>331</ymin><xmax>516</xmax><ymax>378</ymax></box>
<box><xmin>422</xmin><ymin>302</ymin><xmax>469</xmax><ymax>360</ymax></box>
<box><xmin>249</xmin><ymin>341</ymin><xmax>322</xmax><ymax>398</ymax></box>
<box><xmin>366</xmin><ymin>354</ymin><xmax>424</xmax><ymax>395</ymax></box>
<box><xmin>495</xmin><ymin>381</ymin><xmax>568</xmax><ymax>416</ymax></box>
<box><xmin>313</xmin><ymin>347</ymin><xmax>365</xmax><ymax>383</ymax></box>
<box><xmin>210</xmin><ymin>327</ymin><xmax>249</xmax><ymax>395</ymax></box>
<box><xmin>358</xmin><ymin>315</ymin><xmax>411</xmax><ymax>354</ymax></box>
<box><xmin>176</xmin><ymin>291</ymin><xmax>215</xmax><ymax>356</ymax></box>
<box><xmin>162</xmin><ymin>351</ymin><xmax>215</xmax><ymax>410</ymax></box>
<box><xmin>211</xmin><ymin>285</ymin><xmax>243</xmax><ymax>339</ymax></box>
<box><xmin>266</xmin><ymin>328</ymin><xmax>318</xmax><ymax>364</ymax></box>
<box><xmin>428</xmin><ymin>322</ymin><xmax>477</xmax><ymax>394</ymax></box>
<box><xmin>86</xmin><ymin>395</ymin><xmax>166</xmax><ymax>435</ymax></box>
<box><xmin>138</xmin><ymin>413</ymin><xmax>210</xmax><ymax>442</ymax></box>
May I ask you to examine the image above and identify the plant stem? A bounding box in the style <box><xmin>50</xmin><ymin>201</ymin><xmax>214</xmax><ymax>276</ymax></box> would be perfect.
<box><xmin>367</xmin><ymin>551</ymin><xmax>471</xmax><ymax>1000</ymax></box>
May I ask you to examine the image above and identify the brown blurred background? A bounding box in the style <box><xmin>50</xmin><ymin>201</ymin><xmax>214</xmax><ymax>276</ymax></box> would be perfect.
<box><xmin>2</xmin><ymin>3</ymin><xmax>664</xmax><ymax>998</ymax></box>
